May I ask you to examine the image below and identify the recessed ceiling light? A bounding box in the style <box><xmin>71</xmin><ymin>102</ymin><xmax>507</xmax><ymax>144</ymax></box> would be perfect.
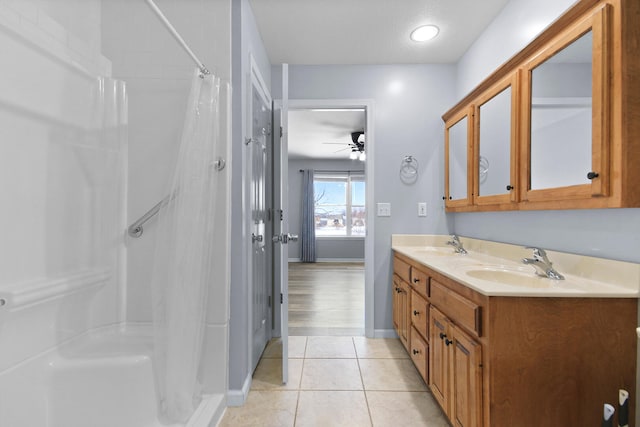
<box><xmin>410</xmin><ymin>25</ymin><xmax>439</xmax><ymax>42</ymax></box>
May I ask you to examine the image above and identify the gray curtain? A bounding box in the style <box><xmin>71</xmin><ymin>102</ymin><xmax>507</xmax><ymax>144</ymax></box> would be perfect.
<box><xmin>301</xmin><ymin>169</ymin><xmax>316</xmax><ymax>262</ymax></box>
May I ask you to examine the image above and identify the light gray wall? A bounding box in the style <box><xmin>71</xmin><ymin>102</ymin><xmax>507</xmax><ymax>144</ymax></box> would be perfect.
<box><xmin>288</xmin><ymin>159</ymin><xmax>365</xmax><ymax>261</ymax></box>
<box><xmin>272</xmin><ymin>64</ymin><xmax>455</xmax><ymax>331</ymax></box>
<box><xmin>229</xmin><ymin>0</ymin><xmax>272</xmax><ymax>393</ymax></box>
<box><xmin>453</xmin><ymin>0</ymin><xmax>640</xmax><ymax>263</ymax></box>
<box><xmin>456</xmin><ymin>0</ymin><xmax>578</xmax><ymax>98</ymax></box>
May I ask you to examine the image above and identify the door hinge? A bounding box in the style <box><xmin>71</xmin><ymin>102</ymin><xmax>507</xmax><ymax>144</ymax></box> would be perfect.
<box><xmin>268</xmin><ymin>295</ymin><xmax>272</xmax><ymax>308</ymax></box>
<box><xmin>280</xmin><ymin>126</ymin><xmax>283</xmax><ymax>137</ymax></box>
<box><xmin>280</xmin><ymin>293</ymin><xmax>283</xmax><ymax>304</ymax></box>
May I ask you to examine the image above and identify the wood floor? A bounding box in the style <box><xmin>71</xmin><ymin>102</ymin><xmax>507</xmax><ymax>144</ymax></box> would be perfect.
<box><xmin>288</xmin><ymin>262</ymin><xmax>365</xmax><ymax>336</ymax></box>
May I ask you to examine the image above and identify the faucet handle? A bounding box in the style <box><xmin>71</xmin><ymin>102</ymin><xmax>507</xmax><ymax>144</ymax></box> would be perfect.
<box><xmin>525</xmin><ymin>247</ymin><xmax>552</xmax><ymax>263</ymax></box>
<box><xmin>525</xmin><ymin>246</ymin><xmax>545</xmax><ymax>256</ymax></box>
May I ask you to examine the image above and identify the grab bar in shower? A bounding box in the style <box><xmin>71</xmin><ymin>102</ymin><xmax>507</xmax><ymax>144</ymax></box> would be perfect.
<box><xmin>127</xmin><ymin>158</ymin><xmax>225</xmax><ymax>238</ymax></box>
<box><xmin>128</xmin><ymin>195</ymin><xmax>170</xmax><ymax>238</ymax></box>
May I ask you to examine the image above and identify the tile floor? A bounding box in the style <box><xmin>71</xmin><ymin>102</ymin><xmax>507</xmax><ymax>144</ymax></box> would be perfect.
<box><xmin>219</xmin><ymin>336</ymin><xmax>449</xmax><ymax>427</ymax></box>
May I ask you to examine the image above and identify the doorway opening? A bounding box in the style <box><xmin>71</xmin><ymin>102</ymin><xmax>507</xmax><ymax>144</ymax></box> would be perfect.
<box><xmin>286</xmin><ymin>104</ymin><xmax>372</xmax><ymax>336</ymax></box>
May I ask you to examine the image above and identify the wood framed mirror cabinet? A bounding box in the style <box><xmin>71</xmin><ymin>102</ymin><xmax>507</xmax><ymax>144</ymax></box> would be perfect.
<box><xmin>442</xmin><ymin>0</ymin><xmax>640</xmax><ymax>213</ymax></box>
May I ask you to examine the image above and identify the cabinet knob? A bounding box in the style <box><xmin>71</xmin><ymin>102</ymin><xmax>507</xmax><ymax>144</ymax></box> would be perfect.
<box><xmin>442</xmin><ymin>196</ymin><xmax>446</xmax><ymax>200</ymax></box>
<box><xmin>445</xmin><ymin>339</ymin><xmax>453</xmax><ymax>346</ymax></box>
<box><xmin>449</xmin><ymin>196</ymin><xmax>452</xmax><ymax>200</ymax></box>
<box><xmin>413</xmin><ymin>278</ymin><xmax>419</xmax><ymax>283</ymax></box>
<box><xmin>412</xmin><ymin>349</ymin><xmax>420</xmax><ymax>355</ymax></box>
<box><xmin>439</xmin><ymin>332</ymin><xmax>446</xmax><ymax>340</ymax></box>
<box><xmin>587</xmin><ymin>171</ymin><xmax>599</xmax><ymax>180</ymax></box>
<box><xmin>413</xmin><ymin>310</ymin><xmax>420</xmax><ymax>316</ymax></box>
<box><xmin>506</xmin><ymin>184</ymin><xmax>514</xmax><ymax>191</ymax></box>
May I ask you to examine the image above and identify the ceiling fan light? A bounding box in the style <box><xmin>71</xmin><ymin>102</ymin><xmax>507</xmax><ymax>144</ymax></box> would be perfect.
<box><xmin>359</xmin><ymin>151</ymin><xmax>366</xmax><ymax>161</ymax></box>
<box><xmin>410</xmin><ymin>25</ymin><xmax>439</xmax><ymax>42</ymax></box>
<box><xmin>350</xmin><ymin>150</ymin><xmax>359</xmax><ymax>160</ymax></box>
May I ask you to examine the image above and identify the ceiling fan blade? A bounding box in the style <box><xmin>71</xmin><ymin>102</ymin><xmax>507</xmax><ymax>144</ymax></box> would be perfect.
<box><xmin>333</xmin><ymin>147</ymin><xmax>351</xmax><ymax>153</ymax></box>
<box><xmin>322</xmin><ymin>142</ymin><xmax>349</xmax><ymax>145</ymax></box>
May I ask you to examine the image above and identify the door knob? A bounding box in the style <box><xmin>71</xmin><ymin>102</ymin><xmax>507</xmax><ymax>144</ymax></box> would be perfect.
<box><xmin>273</xmin><ymin>233</ymin><xmax>299</xmax><ymax>244</ymax></box>
<box><xmin>251</xmin><ymin>233</ymin><xmax>263</xmax><ymax>243</ymax></box>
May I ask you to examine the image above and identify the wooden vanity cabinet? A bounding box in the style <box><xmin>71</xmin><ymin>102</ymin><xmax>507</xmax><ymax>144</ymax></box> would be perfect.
<box><xmin>392</xmin><ymin>250</ymin><xmax>637</xmax><ymax>426</ymax></box>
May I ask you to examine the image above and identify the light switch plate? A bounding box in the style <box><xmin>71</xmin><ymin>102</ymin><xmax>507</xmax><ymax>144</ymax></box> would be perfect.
<box><xmin>418</xmin><ymin>202</ymin><xmax>427</xmax><ymax>217</ymax></box>
<box><xmin>377</xmin><ymin>202</ymin><xmax>391</xmax><ymax>217</ymax></box>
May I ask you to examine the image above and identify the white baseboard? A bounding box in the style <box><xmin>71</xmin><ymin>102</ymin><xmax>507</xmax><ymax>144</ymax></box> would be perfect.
<box><xmin>374</xmin><ymin>329</ymin><xmax>398</xmax><ymax>338</ymax></box>
<box><xmin>288</xmin><ymin>258</ymin><xmax>365</xmax><ymax>263</ymax></box>
<box><xmin>226</xmin><ymin>373</ymin><xmax>251</xmax><ymax>407</ymax></box>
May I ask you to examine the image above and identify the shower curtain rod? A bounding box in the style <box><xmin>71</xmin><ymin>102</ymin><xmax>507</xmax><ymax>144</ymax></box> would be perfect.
<box><xmin>144</xmin><ymin>0</ymin><xmax>210</xmax><ymax>76</ymax></box>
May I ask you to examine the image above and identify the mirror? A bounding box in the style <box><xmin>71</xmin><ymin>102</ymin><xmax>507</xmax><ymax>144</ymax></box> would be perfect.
<box><xmin>530</xmin><ymin>30</ymin><xmax>593</xmax><ymax>190</ymax></box>
<box><xmin>448</xmin><ymin>117</ymin><xmax>468</xmax><ymax>200</ymax></box>
<box><xmin>478</xmin><ymin>86</ymin><xmax>512</xmax><ymax>197</ymax></box>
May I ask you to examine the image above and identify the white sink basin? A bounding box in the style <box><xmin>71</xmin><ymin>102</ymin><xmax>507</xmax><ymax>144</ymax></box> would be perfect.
<box><xmin>408</xmin><ymin>247</ymin><xmax>458</xmax><ymax>257</ymax></box>
<box><xmin>464</xmin><ymin>267</ymin><xmax>565</xmax><ymax>289</ymax></box>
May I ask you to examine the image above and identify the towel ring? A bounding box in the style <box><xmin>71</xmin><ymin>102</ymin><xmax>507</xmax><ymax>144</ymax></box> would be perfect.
<box><xmin>400</xmin><ymin>156</ymin><xmax>419</xmax><ymax>184</ymax></box>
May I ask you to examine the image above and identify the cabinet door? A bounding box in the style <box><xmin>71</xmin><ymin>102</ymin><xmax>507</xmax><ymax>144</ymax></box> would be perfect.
<box><xmin>521</xmin><ymin>5</ymin><xmax>611</xmax><ymax>203</ymax></box>
<box><xmin>474</xmin><ymin>72</ymin><xmax>519</xmax><ymax>206</ymax></box>
<box><xmin>399</xmin><ymin>280</ymin><xmax>410</xmax><ymax>351</ymax></box>
<box><xmin>452</xmin><ymin>326</ymin><xmax>483</xmax><ymax>427</ymax></box>
<box><xmin>392</xmin><ymin>277</ymin><xmax>400</xmax><ymax>333</ymax></box>
<box><xmin>429</xmin><ymin>306</ymin><xmax>451</xmax><ymax>415</ymax></box>
<box><xmin>445</xmin><ymin>107</ymin><xmax>474</xmax><ymax>208</ymax></box>
<box><xmin>410</xmin><ymin>326</ymin><xmax>429</xmax><ymax>382</ymax></box>
<box><xmin>393</xmin><ymin>278</ymin><xmax>410</xmax><ymax>351</ymax></box>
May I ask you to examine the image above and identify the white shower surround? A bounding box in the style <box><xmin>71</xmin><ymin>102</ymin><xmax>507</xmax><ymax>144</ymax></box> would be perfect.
<box><xmin>0</xmin><ymin>1</ymin><xmax>231</xmax><ymax>426</ymax></box>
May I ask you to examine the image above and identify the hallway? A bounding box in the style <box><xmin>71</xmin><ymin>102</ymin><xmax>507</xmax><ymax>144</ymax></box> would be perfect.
<box><xmin>219</xmin><ymin>336</ymin><xmax>448</xmax><ymax>426</ymax></box>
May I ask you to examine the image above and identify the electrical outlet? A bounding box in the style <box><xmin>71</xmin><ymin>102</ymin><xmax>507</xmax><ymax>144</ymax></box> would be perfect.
<box><xmin>418</xmin><ymin>202</ymin><xmax>427</xmax><ymax>217</ymax></box>
<box><xmin>377</xmin><ymin>202</ymin><xmax>391</xmax><ymax>217</ymax></box>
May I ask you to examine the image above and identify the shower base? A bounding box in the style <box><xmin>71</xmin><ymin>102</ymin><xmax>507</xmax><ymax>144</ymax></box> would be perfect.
<box><xmin>0</xmin><ymin>324</ymin><xmax>224</xmax><ymax>427</ymax></box>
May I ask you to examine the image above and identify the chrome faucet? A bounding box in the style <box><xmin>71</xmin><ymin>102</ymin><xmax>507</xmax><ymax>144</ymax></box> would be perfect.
<box><xmin>446</xmin><ymin>234</ymin><xmax>467</xmax><ymax>254</ymax></box>
<box><xmin>522</xmin><ymin>247</ymin><xmax>564</xmax><ymax>280</ymax></box>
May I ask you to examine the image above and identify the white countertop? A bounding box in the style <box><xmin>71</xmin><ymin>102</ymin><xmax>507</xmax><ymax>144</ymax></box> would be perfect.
<box><xmin>392</xmin><ymin>235</ymin><xmax>640</xmax><ymax>298</ymax></box>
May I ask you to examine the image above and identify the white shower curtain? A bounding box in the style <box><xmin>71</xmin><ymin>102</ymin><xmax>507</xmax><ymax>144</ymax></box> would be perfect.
<box><xmin>151</xmin><ymin>69</ymin><xmax>227</xmax><ymax>423</ymax></box>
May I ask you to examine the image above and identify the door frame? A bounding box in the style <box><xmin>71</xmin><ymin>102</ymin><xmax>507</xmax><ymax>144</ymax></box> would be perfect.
<box><xmin>274</xmin><ymin>98</ymin><xmax>375</xmax><ymax>338</ymax></box>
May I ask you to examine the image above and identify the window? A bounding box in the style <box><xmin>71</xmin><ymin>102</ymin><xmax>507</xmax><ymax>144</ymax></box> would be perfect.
<box><xmin>314</xmin><ymin>172</ymin><xmax>365</xmax><ymax>237</ymax></box>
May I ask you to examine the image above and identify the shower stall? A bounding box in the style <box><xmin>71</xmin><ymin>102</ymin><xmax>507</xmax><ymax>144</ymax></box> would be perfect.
<box><xmin>0</xmin><ymin>1</ymin><xmax>231</xmax><ymax>426</ymax></box>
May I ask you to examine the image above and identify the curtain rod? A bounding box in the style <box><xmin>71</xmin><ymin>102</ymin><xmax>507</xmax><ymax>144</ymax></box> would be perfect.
<box><xmin>299</xmin><ymin>169</ymin><xmax>364</xmax><ymax>173</ymax></box>
<box><xmin>144</xmin><ymin>0</ymin><xmax>210</xmax><ymax>76</ymax></box>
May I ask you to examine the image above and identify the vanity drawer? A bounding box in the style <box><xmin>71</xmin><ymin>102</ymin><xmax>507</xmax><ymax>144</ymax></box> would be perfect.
<box><xmin>410</xmin><ymin>267</ymin><xmax>430</xmax><ymax>299</ymax></box>
<box><xmin>430</xmin><ymin>280</ymin><xmax>482</xmax><ymax>337</ymax></box>
<box><xmin>393</xmin><ymin>256</ymin><xmax>412</xmax><ymax>284</ymax></box>
<box><xmin>410</xmin><ymin>290</ymin><xmax>429</xmax><ymax>341</ymax></box>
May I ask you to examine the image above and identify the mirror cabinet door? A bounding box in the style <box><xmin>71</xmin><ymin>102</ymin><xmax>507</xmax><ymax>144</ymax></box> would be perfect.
<box><xmin>475</xmin><ymin>73</ymin><xmax>518</xmax><ymax>205</ymax></box>
<box><xmin>523</xmin><ymin>5</ymin><xmax>610</xmax><ymax>202</ymax></box>
<box><xmin>445</xmin><ymin>109</ymin><xmax>472</xmax><ymax>206</ymax></box>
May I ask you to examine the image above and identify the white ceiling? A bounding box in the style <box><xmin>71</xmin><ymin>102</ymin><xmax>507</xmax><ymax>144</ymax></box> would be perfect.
<box><xmin>250</xmin><ymin>0</ymin><xmax>512</xmax><ymax>160</ymax></box>
<box><xmin>288</xmin><ymin>109</ymin><xmax>366</xmax><ymax>160</ymax></box>
<box><xmin>249</xmin><ymin>0</ymin><xmax>510</xmax><ymax>65</ymax></box>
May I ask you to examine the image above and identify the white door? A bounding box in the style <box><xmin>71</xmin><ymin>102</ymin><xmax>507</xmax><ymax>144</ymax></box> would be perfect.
<box><xmin>272</xmin><ymin>64</ymin><xmax>292</xmax><ymax>384</ymax></box>
<box><xmin>250</xmin><ymin>80</ymin><xmax>272</xmax><ymax>372</ymax></box>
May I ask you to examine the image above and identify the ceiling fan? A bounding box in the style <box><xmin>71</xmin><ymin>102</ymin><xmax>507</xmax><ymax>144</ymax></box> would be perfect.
<box><xmin>322</xmin><ymin>131</ymin><xmax>366</xmax><ymax>160</ymax></box>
